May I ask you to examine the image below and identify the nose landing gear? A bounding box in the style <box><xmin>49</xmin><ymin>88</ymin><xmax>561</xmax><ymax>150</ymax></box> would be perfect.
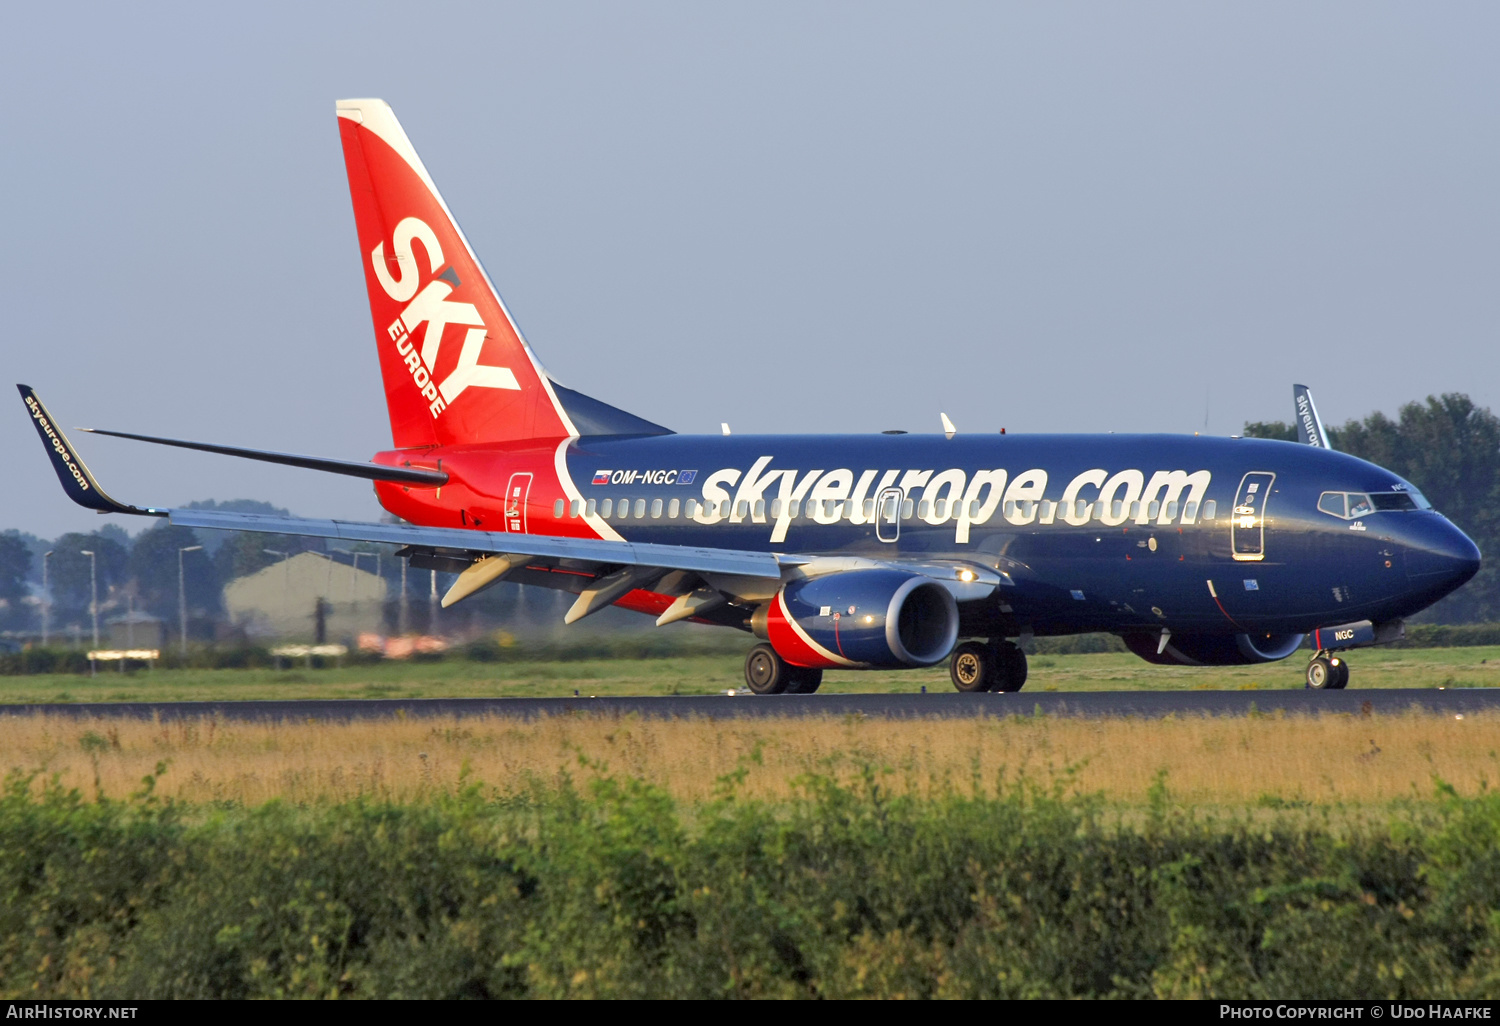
<box><xmin>1305</xmin><ymin>652</ymin><xmax>1350</xmax><ymax>690</ymax></box>
<box><xmin>949</xmin><ymin>639</ymin><xmax>1028</xmax><ymax>693</ymax></box>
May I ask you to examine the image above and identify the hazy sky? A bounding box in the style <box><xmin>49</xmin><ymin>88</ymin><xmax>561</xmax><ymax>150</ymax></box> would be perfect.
<box><xmin>4</xmin><ymin>2</ymin><xmax>1496</xmax><ymax>539</ymax></box>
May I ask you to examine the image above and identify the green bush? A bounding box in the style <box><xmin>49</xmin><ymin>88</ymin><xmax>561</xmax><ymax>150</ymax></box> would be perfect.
<box><xmin>6</xmin><ymin>761</ymin><xmax>1500</xmax><ymax>999</ymax></box>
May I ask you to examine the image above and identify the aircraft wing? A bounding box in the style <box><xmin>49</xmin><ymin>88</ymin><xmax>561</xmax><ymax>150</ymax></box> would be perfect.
<box><xmin>165</xmin><ymin>507</ymin><xmax>781</xmax><ymax>579</ymax></box>
<box><xmin>20</xmin><ymin>384</ymin><xmax>996</xmax><ymax>619</ymax></box>
<box><xmin>19</xmin><ymin>384</ymin><xmax>781</xmax><ymax>588</ymax></box>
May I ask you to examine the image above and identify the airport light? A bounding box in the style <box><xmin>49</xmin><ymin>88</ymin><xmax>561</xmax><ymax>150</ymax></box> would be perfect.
<box><xmin>79</xmin><ymin>550</ymin><xmax>98</xmax><ymax>648</ymax></box>
<box><xmin>178</xmin><ymin>545</ymin><xmax>203</xmax><ymax>658</ymax></box>
<box><xmin>41</xmin><ymin>551</ymin><xmax>52</xmax><ymax>646</ymax></box>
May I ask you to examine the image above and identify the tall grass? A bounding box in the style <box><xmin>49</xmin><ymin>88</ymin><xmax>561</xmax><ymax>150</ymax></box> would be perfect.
<box><xmin>4</xmin><ymin>710</ymin><xmax>1497</xmax><ymax>807</ymax></box>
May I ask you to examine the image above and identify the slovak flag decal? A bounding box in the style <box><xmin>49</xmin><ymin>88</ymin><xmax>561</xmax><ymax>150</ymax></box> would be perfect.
<box><xmin>592</xmin><ymin>470</ymin><xmax>612</xmax><ymax>485</ymax></box>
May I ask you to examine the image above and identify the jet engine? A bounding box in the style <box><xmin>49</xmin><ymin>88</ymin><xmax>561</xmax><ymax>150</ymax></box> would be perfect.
<box><xmin>754</xmin><ymin>568</ymin><xmax>959</xmax><ymax>669</ymax></box>
<box><xmin>1121</xmin><ymin>631</ymin><xmax>1308</xmax><ymax>666</ymax></box>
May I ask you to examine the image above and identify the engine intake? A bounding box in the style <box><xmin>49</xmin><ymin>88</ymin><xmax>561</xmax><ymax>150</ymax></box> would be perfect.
<box><xmin>759</xmin><ymin>569</ymin><xmax>959</xmax><ymax>669</ymax></box>
<box><xmin>1121</xmin><ymin>631</ymin><xmax>1308</xmax><ymax>666</ymax></box>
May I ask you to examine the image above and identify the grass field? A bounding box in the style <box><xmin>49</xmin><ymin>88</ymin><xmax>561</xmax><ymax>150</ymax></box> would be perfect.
<box><xmin>8</xmin><ymin>707</ymin><xmax>1497</xmax><ymax>808</ymax></box>
<box><xmin>4</xmin><ymin>643</ymin><xmax>1500</xmax><ymax>704</ymax></box>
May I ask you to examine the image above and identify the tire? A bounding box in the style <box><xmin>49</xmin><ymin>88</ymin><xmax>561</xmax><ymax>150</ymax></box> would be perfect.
<box><xmin>950</xmin><ymin>641</ymin><xmax>993</xmax><ymax>693</ymax></box>
<box><xmin>993</xmin><ymin>641</ymin><xmax>1028</xmax><ymax>693</ymax></box>
<box><xmin>1306</xmin><ymin>656</ymin><xmax>1335</xmax><ymax>690</ymax></box>
<box><xmin>785</xmin><ymin>666</ymin><xmax>824</xmax><ymax>694</ymax></box>
<box><xmin>745</xmin><ymin>643</ymin><xmax>791</xmax><ymax>695</ymax></box>
<box><xmin>1330</xmin><ymin>658</ymin><xmax>1350</xmax><ymax>690</ymax></box>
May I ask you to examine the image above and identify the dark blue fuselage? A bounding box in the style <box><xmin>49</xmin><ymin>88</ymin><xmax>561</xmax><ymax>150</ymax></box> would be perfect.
<box><xmin>557</xmin><ymin>432</ymin><xmax>1480</xmax><ymax>640</ymax></box>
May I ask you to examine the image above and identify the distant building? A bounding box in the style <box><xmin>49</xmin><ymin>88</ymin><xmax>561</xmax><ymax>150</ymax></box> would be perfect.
<box><xmin>106</xmin><ymin>611</ymin><xmax>165</xmax><ymax>649</ymax></box>
<box><xmin>223</xmin><ymin>552</ymin><xmax>387</xmax><ymax>641</ymax></box>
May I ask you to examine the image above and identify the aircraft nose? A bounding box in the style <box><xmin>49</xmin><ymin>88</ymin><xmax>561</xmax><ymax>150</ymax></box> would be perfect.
<box><xmin>1405</xmin><ymin>515</ymin><xmax>1482</xmax><ymax>589</ymax></box>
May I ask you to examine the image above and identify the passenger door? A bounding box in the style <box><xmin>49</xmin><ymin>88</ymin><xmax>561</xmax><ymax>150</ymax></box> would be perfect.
<box><xmin>505</xmin><ymin>472</ymin><xmax>533</xmax><ymax>534</ymax></box>
<box><xmin>1231</xmin><ymin>472</ymin><xmax>1275</xmax><ymax>561</ymax></box>
<box><xmin>876</xmin><ymin>487</ymin><xmax>902</xmax><ymax>543</ymax></box>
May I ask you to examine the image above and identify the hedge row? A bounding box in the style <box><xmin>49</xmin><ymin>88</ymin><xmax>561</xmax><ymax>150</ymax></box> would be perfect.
<box><xmin>5</xmin><ymin>765</ymin><xmax>1500</xmax><ymax>999</ymax></box>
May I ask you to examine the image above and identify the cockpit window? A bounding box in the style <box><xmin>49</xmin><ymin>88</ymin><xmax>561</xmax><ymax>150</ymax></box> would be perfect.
<box><xmin>1318</xmin><ymin>489</ymin><xmax>1427</xmax><ymax>519</ymax></box>
<box><xmin>1369</xmin><ymin>492</ymin><xmax>1418</xmax><ymax>512</ymax></box>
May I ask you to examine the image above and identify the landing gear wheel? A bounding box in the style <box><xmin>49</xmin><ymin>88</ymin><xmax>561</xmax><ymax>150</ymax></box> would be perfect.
<box><xmin>1306</xmin><ymin>656</ymin><xmax>1336</xmax><ymax>690</ymax></box>
<box><xmin>993</xmin><ymin>641</ymin><xmax>1028</xmax><ymax>693</ymax></box>
<box><xmin>950</xmin><ymin>642</ymin><xmax>993</xmax><ymax>693</ymax></box>
<box><xmin>785</xmin><ymin>666</ymin><xmax>824</xmax><ymax>694</ymax></box>
<box><xmin>745</xmin><ymin>643</ymin><xmax>791</xmax><ymax>694</ymax></box>
<box><xmin>1330</xmin><ymin>658</ymin><xmax>1350</xmax><ymax>690</ymax></box>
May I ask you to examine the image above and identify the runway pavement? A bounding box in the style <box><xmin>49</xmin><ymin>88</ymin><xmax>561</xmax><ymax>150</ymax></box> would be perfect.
<box><xmin>2</xmin><ymin>688</ymin><xmax>1497</xmax><ymax>722</ymax></box>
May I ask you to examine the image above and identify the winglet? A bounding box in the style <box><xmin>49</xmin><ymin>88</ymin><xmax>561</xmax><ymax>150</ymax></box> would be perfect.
<box><xmin>1292</xmin><ymin>384</ymin><xmax>1331</xmax><ymax>449</ymax></box>
<box><xmin>16</xmin><ymin>385</ymin><xmax>161</xmax><ymax>516</ymax></box>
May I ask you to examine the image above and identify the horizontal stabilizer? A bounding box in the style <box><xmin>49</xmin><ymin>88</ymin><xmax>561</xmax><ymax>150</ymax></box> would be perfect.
<box><xmin>78</xmin><ymin>427</ymin><xmax>448</xmax><ymax>486</ymax></box>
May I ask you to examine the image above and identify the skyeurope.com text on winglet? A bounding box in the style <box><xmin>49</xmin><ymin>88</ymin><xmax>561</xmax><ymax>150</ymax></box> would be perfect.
<box><xmin>16</xmin><ymin>384</ymin><xmax>162</xmax><ymax>517</ymax></box>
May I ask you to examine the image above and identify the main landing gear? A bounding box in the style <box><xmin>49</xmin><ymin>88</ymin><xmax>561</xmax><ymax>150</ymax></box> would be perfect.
<box><xmin>1305</xmin><ymin>651</ymin><xmax>1350</xmax><ymax>690</ymax></box>
<box><xmin>949</xmin><ymin>639</ymin><xmax>1028</xmax><ymax>693</ymax></box>
<box><xmin>744</xmin><ymin>643</ymin><xmax>824</xmax><ymax>695</ymax></box>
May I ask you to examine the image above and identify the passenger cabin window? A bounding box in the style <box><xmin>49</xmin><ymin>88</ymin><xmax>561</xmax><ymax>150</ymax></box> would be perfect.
<box><xmin>788</xmin><ymin>500</ymin><xmax>801</xmax><ymax>519</ymax></box>
<box><xmin>668</xmin><ymin>498</ymin><xmax>680</xmax><ymax>518</ymax></box>
<box><xmin>634</xmin><ymin>499</ymin><xmax>647</xmax><ymax>518</ymax></box>
<box><xmin>918</xmin><ymin>500</ymin><xmax>931</xmax><ymax>519</ymax></box>
<box><xmin>1129</xmin><ymin>501</ymin><xmax>1140</xmax><ymax>519</ymax></box>
<box><xmin>1165</xmin><ymin>501</ymin><xmax>1179</xmax><ymax>522</ymax></box>
<box><xmin>1147</xmin><ymin>500</ymin><xmax>1160</xmax><ymax>519</ymax></box>
<box><xmin>684</xmin><ymin>498</ymin><xmax>698</xmax><ymax>518</ymax></box>
<box><xmin>720</xmin><ymin>500</ymin><xmax>731</xmax><ymax>517</ymax></box>
<box><xmin>1111</xmin><ymin>500</ymin><xmax>1123</xmax><ymax>520</ymax></box>
<box><xmin>570</xmin><ymin>499</ymin><xmax>582</xmax><ymax>518</ymax></box>
<box><xmin>902</xmin><ymin>498</ymin><xmax>915</xmax><ymax>519</ymax></box>
<box><xmin>1203</xmin><ymin>500</ymin><xmax>1217</xmax><ymax>520</ymax></box>
<box><xmin>1183</xmin><ymin>500</ymin><xmax>1198</xmax><ymax>522</ymax></box>
<box><xmin>553</xmin><ymin>498</ymin><xmax>564</xmax><ymax>518</ymax></box>
<box><xmin>650</xmin><ymin>498</ymin><xmax>663</xmax><ymax>519</ymax></box>
<box><xmin>934</xmin><ymin>499</ymin><xmax>947</xmax><ymax>519</ymax></box>
<box><xmin>586</xmin><ymin>498</ymin><xmax>597</xmax><ymax>518</ymax></box>
<box><xmin>618</xmin><ymin>499</ymin><xmax>630</xmax><ymax>519</ymax></box>
<box><xmin>770</xmin><ymin>499</ymin><xmax>782</xmax><ymax>518</ymax></box>
<box><xmin>753</xmin><ymin>499</ymin><xmax>765</xmax><ymax>520</ymax></box>
<box><xmin>600</xmin><ymin>499</ymin><xmax>613</xmax><ymax>518</ymax></box>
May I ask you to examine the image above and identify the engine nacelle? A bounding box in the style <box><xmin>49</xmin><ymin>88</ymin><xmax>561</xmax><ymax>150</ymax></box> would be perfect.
<box><xmin>756</xmin><ymin>569</ymin><xmax>959</xmax><ymax>669</ymax></box>
<box><xmin>1121</xmin><ymin>631</ymin><xmax>1308</xmax><ymax>666</ymax></box>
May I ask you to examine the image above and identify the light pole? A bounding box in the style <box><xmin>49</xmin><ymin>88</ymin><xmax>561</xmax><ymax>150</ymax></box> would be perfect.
<box><xmin>41</xmin><ymin>550</ymin><xmax>52</xmax><ymax>646</ymax></box>
<box><xmin>79</xmin><ymin>550</ymin><xmax>98</xmax><ymax>648</ymax></box>
<box><xmin>399</xmin><ymin>558</ymin><xmax>409</xmax><ymax>635</ymax></box>
<box><xmin>178</xmin><ymin>545</ymin><xmax>202</xmax><ymax>657</ymax></box>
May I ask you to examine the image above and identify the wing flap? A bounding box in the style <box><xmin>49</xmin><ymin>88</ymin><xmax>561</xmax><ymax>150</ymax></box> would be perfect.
<box><xmin>166</xmin><ymin>508</ymin><xmax>784</xmax><ymax>579</ymax></box>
